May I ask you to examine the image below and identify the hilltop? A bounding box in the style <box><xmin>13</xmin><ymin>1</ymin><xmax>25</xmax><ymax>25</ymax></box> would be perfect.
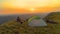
<box><xmin>44</xmin><ymin>12</ymin><xmax>60</xmax><ymax>23</ymax></box>
<box><xmin>0</xmin><ymin>12</ymin><xmax>60</xmax><ymax>34</ymax></box>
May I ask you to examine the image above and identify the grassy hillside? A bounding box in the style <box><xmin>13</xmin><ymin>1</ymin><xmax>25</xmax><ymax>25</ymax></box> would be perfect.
<box><xmin>44</xmin><ymin>12</ymin><xmax>60</xmax><ymax>23</ymax></box>
<box><xmin>0</xmin><ymin>12</ymin><xmax>60</xmax><ymax>34</ymax></box>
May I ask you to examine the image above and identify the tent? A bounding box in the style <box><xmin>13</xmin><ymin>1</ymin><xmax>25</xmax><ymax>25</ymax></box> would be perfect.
<box><xmin>28</xmin><ymin>16</ymin><xmax>47</xmax><ymax>26</ymax></box>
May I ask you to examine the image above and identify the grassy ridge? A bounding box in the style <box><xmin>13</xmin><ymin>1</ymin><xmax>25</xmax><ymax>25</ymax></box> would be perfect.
<box><xmin>0</xmin><ymin>12</ymin><xmax>60</xmax><ymax>34</ymax></box>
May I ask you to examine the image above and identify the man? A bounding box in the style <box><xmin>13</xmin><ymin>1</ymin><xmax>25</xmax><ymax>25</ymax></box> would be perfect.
<box><xmin>16</xmin><ymin>16</ymin><xmax>23</xmax><ymax>24</ymax></box>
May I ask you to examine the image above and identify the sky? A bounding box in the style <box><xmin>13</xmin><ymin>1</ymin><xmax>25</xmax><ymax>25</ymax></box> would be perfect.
<box><xmin>0</xmin><ymin>0</ymin><xmax>60</xmax><ymax>15</ymax></box>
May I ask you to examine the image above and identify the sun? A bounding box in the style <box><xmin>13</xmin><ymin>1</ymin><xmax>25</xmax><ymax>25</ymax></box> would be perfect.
<box><xmin>30</xmin><ymin>8</ymin><xmax>35</xmax><ymax>12</ymax></box>
<box><xmin>28</xmin><ymin>8</ymin><xmax>36</xmax><ymax>13</ymax></box>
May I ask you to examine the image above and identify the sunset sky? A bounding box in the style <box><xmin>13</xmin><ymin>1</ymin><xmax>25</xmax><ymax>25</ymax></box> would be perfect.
<box><xmin>0</xmin><ymin>0</ymin><xmax>60</xmax><ymax>15</ymax></box>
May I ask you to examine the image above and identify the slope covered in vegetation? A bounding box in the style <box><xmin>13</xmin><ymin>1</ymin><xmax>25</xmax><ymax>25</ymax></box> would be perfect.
<box><xmin>44</xmin><ymin>12</ymin><xmax>60</xmax><ymax>23</ymax></box>
<box><xmin>0</xmin><ymin>12</ymin><xmax>60</xmax><ymax>34</ymax></box>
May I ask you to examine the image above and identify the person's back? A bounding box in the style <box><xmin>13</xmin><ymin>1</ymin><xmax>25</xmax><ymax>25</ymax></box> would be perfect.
<box><xmin>16</xmin><ymin>16</ymin><xmax>23</xmax><ymax>24</ymax></box>
<box><xmin>17</xmin><ymin>17</ymin><xmax>20</xmax><ymax>22</ymax></box>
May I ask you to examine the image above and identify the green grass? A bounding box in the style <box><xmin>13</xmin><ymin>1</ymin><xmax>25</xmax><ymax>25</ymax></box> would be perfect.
<box><xmin>0</xmin><ymin>12</ymin><xmax>60</xmax><ymax>34</ymax></box>
<box><xmin>0</xmin><ymin>20</ymin><xmax>60</xmax><ymax>34</ymax></box>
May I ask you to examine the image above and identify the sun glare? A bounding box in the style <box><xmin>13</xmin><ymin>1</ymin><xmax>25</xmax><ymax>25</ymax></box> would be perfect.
<box><xmin>27</xmin><ymin>8</ymin><xmax>36</xmax><ymax>13</ymax></box>
<box><xmin>30</xmin><ymin>8</ymin><xmax>35</xmax><ymax>12</ymax></box>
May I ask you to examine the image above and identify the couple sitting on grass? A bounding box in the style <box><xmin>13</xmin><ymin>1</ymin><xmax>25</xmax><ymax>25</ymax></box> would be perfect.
<box><xmin>16</xmin><ymin>16</ymin><xmax>28</xmax><ymax>24</ymax></box>
<box><xmin>16</xmin><ymin>16</ymin><xmax>23</xmax><ymax>24</ymax></box>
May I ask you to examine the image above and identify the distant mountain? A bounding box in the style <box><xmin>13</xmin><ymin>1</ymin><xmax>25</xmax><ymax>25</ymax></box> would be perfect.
<box><xmin>0</xmin><ymin>15</ymin><xmax>17</xmax><ymax>24</ymax></box>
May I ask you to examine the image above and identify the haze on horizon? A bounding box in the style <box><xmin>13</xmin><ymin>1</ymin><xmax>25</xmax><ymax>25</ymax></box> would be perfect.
<box><xmin>0</xmin><ymin>0</ymin><xmax>60</xmax><ymax>15</ymax></box>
